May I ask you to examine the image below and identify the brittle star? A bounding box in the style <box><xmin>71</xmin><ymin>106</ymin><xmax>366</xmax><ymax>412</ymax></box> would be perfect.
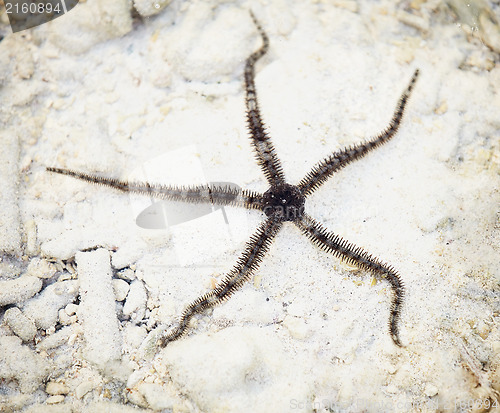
<box><xmin>48</xmin><ymin>12</ymin><xmax>419</xmax><ymax>347</ymax></box>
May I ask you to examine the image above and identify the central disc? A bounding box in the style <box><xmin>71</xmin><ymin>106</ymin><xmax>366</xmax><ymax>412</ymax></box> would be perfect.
<box><xmin>262</xmin><ymin>183</ymin><xmax>305</xmax><ymax>221</ymax></box>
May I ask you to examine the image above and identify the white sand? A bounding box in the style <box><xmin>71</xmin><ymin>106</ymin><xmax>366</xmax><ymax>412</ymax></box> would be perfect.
<box><xmin>0</xmin><ymin>0</ymin><xmax>499</xmax><ymax>411</ymax></box>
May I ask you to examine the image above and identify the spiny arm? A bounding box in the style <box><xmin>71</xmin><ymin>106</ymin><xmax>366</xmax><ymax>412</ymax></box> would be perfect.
<box><xmin>298</xmin><ymin>69</ymin><xmax>419</xmax><ymax>197</ymax></box>
<box><xmin>294</xmin><ymin>213</ymin><xmax>405</xmax><ymax>346</ymax></box>
<box><xmin>245</xmin><ymin>12</ymin><xmax>286</xmax><ymax>187</ymax></box>
<box><xmin>158</xmin><ymin>215</ymin><xmax>283</xmax><ymax>346</ymax></box>
<box><xmin>47</xmin><ymin>167</ymin><xmax>264</xmax><ymax>211</ymax></box>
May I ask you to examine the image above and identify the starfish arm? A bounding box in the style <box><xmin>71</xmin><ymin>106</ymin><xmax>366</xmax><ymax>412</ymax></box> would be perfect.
<box><xmin>294</xmin><ymin>213</ymin><xmax>405</xmax><ymax>346</ymax></box>
<box><xmin>298</xmin><ymin>69</ymin><xmax>419</xmax><ymax>197</ymax></box>
<box><xmin>245</xmin><ymin>12</ymin><xmax>286</xmax><ymax>187</ymax></box>
<box><xmin>158</xmin><ymin>215</ymin><xmax>283</xmax><ymax>346</ymax></box>
<box><xmin>47</xmin><ymin>167</ymin><xmax>265</xmax><ymax>210</ymax></box>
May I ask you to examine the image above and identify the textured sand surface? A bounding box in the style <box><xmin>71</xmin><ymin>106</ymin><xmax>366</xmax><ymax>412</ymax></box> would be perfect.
<box><xmin>0</xmin><ymin>0</ymin><xmax>499</xmax><ymax>412</ymax></box>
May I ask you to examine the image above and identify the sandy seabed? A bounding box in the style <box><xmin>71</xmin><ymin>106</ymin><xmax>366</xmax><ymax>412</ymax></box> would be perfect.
<box><xmin>0</xmin><ymin>0</ymin><xmax>499</xmax><ymax>412</ymax></box>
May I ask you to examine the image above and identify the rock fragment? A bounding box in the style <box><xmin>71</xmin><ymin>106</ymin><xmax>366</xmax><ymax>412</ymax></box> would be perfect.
<box><xmin>75</xmin><ymin>380</ymin><xmax>97</xmax><ymax>399</ymax></box>
<box><xmin>37</xmin><ymin>325</ymin><xmax>78</xmax><ymax>351</ymax></box>
<box><xmin>0</xmin><ymin>131</ymin><xmax>21</xmax><ymax>254</ymax></box>
<box><xmin>46</xmin><ymin>395</ymin><xmax>65</xmax><ymax>404</ymax></box>
<box><xmin>0</xmin><ymin>275</ymin><xmax>42</xmax><ymax>306</ymax></box>
<box><xmin>123</xmin><ymin>279</ymin><xmax>147</xmax><ymax>322</ymax></box>
<box><xmin>4</xmin><ymin>307</ymin><xmax>37</xmax><ymax>342</ymax></box>
<box><xmin>76</xmin><ymin>249</ymin><xmax>122</xmax><ymax>369</ymax></box>
<box><xmin>133</xmin><ymin>0</ymin><xmax>171</xmax><ymax>17</ymax></box>
<box><xmin>26</xmin><ymin>257</ymin><xmax>57</xmax><ymax>279</ymax></box>
<box><xmin>113</xmin><ymin>278</ymin><xmax>130</xmax><ymax>302</ymax></box>
<box><xmin>46</xmin><ymin>381</ymin><xmax>70</xmax><ymax>395</ymax></box>
<box><xmin>22</xmin><ymin>280</ymin><xmax>79</xmax><ymax>330</ymax></box>
<box><xmin>0</xmin><ymin>336</ymin><xmax>49</xmax><ymax>393</ymax></box>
